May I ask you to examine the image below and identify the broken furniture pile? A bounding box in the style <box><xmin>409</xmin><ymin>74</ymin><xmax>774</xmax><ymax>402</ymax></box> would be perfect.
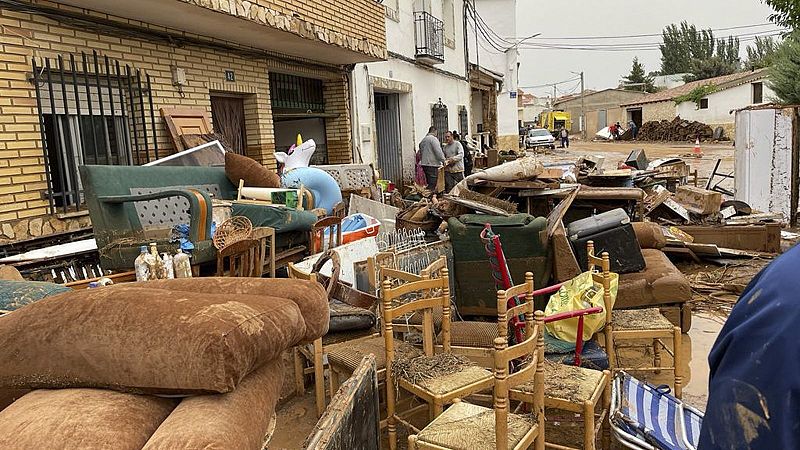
<box><xmin>0</xmin><ymin>278</ymin><xmax>329</xmax><ymax>448</ymax></box>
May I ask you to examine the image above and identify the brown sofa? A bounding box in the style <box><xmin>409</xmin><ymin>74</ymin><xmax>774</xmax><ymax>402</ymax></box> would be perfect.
<box><xmin>552</xmin><ymin>221</ymin><xmax>693</xmax><ymax>332</ymax></box>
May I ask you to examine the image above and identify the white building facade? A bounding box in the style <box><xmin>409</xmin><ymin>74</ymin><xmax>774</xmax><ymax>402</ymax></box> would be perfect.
<box><xmin>351</xmin><ymin>0</ymin><xmax>472</xmax><ymax>187</ymax></box>
<box><xmin>468</xmin><ymin>0</ymin><xmax>520</xmax><ymax>150</ymax></box>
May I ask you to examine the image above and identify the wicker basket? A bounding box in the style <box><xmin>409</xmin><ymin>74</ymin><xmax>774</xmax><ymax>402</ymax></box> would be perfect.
<box><xmin>213</xmin><ymin>216</ymin><xmax>253</xmax><ymax>250</ymax></box>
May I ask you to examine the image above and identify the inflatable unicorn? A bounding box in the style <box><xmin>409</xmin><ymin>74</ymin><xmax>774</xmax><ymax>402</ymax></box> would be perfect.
<box><xmin>275</xmin><ymin>139</ymin><xmax>342</xmax><ymax>214</ymax></box>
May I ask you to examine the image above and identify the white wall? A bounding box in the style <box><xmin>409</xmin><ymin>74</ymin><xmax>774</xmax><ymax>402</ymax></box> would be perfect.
<box><xmin>350</xmin><ymin>1</ymin><xmax>471</xmax><ymax>184</ymax></box>
<box><xmin>468</xmin><ymin>0</ymin><xmax>519</xmax><ymax>138</ymax></box>
<box><xmin>677</xmin><ymin>80</ymin><xmax>775</xmax><ymax>125</ymax></box>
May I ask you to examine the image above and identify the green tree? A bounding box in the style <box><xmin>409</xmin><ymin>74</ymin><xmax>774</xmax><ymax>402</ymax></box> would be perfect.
<box><xmin>660</xmin><ymin>22</ymin><xmax>715</xmax><ymax>75</ymax></box>
<box><xmin>746</xmin><ymin>36</ymin><xmax>779</xmax><ymax>69</ymax></box>
<box><xmin>763</xmin><ymin>0</ymin><xmax>800</xmax><ymax>31</ymax></box>
<box><xmin>621</xmin><ymin>57</ymin><xmax>656</xmax><ymax>92</ymax></box>
<box><xmin>768</xmin><ymin>36</ymin><xmax>800</xmax><ymax>104</ymax></box>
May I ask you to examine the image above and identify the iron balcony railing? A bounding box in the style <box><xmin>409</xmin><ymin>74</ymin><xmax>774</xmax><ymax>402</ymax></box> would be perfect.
<box><xmin>414</xmin><ymin>11</ymin><xmax>444</xmax><ymax>64</ymax></box>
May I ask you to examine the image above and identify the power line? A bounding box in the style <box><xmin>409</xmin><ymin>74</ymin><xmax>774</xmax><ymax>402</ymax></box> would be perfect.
<box><xmin>518</xmin><ymin>76</ymin><xmax>581</xmax><ymax>90</ymax></box>
<box><xmin>517</xmin><ymin>31</ymin><xmax>783</xmax><ymax>52</ymax></box>
<box><xmin>528</xmin><ymin>22</ymin><xmax>779</xmax><ymax>41</ymax></box>
<box><xmin>521</xmin><ymin>29</ymin><xmax>782</xmax><ymax>49</ymax></box>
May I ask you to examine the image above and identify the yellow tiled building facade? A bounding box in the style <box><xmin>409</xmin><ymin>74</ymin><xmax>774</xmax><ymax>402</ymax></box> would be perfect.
<box><xmin>0</xmin><ymin>0</ymin><xmax>386</xmax><ymax>241</ymax></box>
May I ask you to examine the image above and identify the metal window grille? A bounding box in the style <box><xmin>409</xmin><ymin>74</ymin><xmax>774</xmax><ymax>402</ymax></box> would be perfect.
<box><xmin>32</xmin><ymin>51</ymin><xmax>157</xmax><ymax>214</ymax></box>
<box><xmin>431</xmin><ymin>99</ymin><xmax>448</xmax><ymax>142</ymax></box>
<box><xmin>458</xmin><ymin>105</ymin><xmax>468</xmax><ymax>137</ymax></box>
<box><xmin>414</xmin><ymin>11</ymin><xmax>444</xmax><ymax>63</ymax></box>
<box><xmin>268</xmin><ymin>73</ymin><xmax>324</xmax><ymax>112</ymax></box>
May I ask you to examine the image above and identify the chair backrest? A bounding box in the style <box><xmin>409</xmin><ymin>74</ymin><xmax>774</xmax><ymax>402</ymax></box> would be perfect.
<box><xmin>310</xmin><ymin>216</ymin><xmax>343</xmax><ymax>254</ymax></box>
<box><xmin>493</xmin><ymin>309</ymin><xmax>545</xmax><ymax>450</ymax></box>
<box><xmin>216</xmin><ymin>239</ymin><xmax>260</xmax><ymax>277</ymax></box>
<box><xmin>587</xmin><ymin>241</ymin><xmax>613</xmax><ymax>325</ymax></box>
<box><xmin>420</xmin><ymin>255</ymin><xmax>447</xmax><ymax>279</ymax></box>
<box><xmin>382</xmin><ymin>272</ymin><xmax>451</xmax><ymax>358</ymax></box>
<box><xmin>496</xmin><ymin>272</ymin><xmax>535</xmax><ymax>343</ymax></box>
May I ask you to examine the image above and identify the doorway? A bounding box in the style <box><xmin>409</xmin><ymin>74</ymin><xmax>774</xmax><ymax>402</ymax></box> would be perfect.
<box><xmin>597</xmin><ymin>109</ymin><xmax>607</xmax><ymax>132</ymax></box>
<box><xmin>210</xmin><ymin>94</ymin><xmax>247</xmax><ymax>154</ymax></box>
<box><xmin>374</xmin><ymin>93</ymin><xmax>402</xmax><ymax>186</ymax></box>
<box><xmin>627</xmin><ymin>108</ymin><xmax>643</xmax><ymax>128</ymax></box>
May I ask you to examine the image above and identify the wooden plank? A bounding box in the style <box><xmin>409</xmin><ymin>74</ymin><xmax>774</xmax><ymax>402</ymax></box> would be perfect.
<box><xmin>65</xmin><ymin>271</ymin><xmax>136</xmax><ymax>289</ymax></box>
<box><xmin>473</xmin><ymin>180</ymin><xmax>561</xmax><ymax>190</ymax></box>
<box><xmin>725</xmin><ymin>213</ymin><xmax>785</xmax><ymax>225</ymax></box>
<box><xmin>303</xmin><ymin>355</ymin><xmax>380</xmax><ymax>450</ymax></box>
<box><xmin>677</xmin><ymin>224</ymin><xmax>781</xmax><ymax>253</ymax></box>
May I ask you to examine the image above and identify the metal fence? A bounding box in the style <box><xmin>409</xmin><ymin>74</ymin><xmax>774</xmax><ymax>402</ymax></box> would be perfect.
<box><xmin>269</xmin><ymin>72</ymin><xmax>324</xmax><ymax>112</ymax></box>
<box><xmin>431</xmin><ymin>99</ymin><xmax>448</xmax><ymax>143</ymax></box>
<box><xmin>32</xmin><ymin>51</ymin><xmax>157</xmax><ymax>214</ymax></box>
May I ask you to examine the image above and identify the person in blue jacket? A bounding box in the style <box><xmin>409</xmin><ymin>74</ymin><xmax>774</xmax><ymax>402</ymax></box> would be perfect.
<box><xmin>699</xmin><ymin>243</ymin><xmax>800</xmax><ymax>449</ymax></box>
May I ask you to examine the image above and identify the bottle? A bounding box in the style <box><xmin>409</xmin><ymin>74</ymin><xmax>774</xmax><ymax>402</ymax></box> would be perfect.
<box><xmin>147</xmin><ymin>242</ymin><xmax>166</xmax><ymax>280</ymax></box>
<box><xmin>134</xmin><ymin>246</ymin><xmax>150</xmax><ymax>282</ymax></box>
<box><xmin>173</xmin><ymin>249</ymin><xmax>192</xmax><ymax>278</ymax></box>
<box><xmin>161</xmin><ymin>253</ymin><xmax>175</xmax><ymax>279</ymax></box>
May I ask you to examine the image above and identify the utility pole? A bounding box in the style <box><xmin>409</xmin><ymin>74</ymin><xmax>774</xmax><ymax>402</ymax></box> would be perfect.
<box><xmin>579</xmin><ymin>71</ymin><xmax>586</xmax><ymax>140</ymax></box>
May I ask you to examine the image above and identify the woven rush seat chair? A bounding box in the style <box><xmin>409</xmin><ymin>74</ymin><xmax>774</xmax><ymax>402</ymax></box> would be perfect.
<box><xmin>384</xmin><ymin>271</ymin><xmax>495</xmax><ymax>450</ymax></box>
<box><xmin>590</xmin><ymin>242</ymin><xmax>684</xmax><ymax>399</ymax></box>
<box><xmin>408</xmin><ymin>305</ymin><xmax>546</xmax><ymax>450</ymax></box>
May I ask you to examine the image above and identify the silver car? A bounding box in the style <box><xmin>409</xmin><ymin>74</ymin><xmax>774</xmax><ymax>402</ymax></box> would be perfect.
<box><xmin>525</xmin><ymin>128</ymin><xmax>556</xmax><ymax>150</ymax></box>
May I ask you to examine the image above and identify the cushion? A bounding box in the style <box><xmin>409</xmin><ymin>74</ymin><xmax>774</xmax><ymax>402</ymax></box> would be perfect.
<box><xmin>142</xmin><ymin>358</ymin><xmax>283</xmax><ymax>449</ymax></box>
<box><xmin>231</xmin><ymin>202</ymin><xmax>317</xmax><ymax>233</ymax></box>
<box><xmin>0</xmin><ymin>389</ymin><xmax>177</xmax><ymax>449</ymax></box>
<box><xmin>0</xmin><ymin>280</ymin><xmax>70</xmax><ymax>312</ymax></box>
<box><xmin>632</xmin><ymin>222</ymin><xmax>667</xmax><ymax>249</ymax></box>
<box><xmin>616</xmin><ymin>249</ymin><xmax>691</xmax><ymax>309</ymax></box>
<box><xmin>0</xmin><ymin>278</ymin><xmax>328</xmax><ymax>395</ymax></box>
<box><xmin>225</xmin><ymin>152</ymin><xmax>280</xmax><ymax>188</ymax></box>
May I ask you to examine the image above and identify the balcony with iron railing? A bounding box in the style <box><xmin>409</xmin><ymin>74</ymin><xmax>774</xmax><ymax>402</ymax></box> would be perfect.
<box><xmin>414</xmin><ymin>11</ymin><xmax>445</xmax><ymax>65</ymax></box>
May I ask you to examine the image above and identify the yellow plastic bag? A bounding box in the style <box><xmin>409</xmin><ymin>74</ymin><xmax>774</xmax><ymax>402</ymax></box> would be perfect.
<box><xmin>544</xmin><ymin>271</ymin><xmax>618</xmax><ymax>343</ymax></box>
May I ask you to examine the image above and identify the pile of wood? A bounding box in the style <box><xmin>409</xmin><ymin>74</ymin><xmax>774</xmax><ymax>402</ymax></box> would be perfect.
<box><xmin>637</xmin><ymin>116</ymin><xmax>714</xmax><ymax>142</ymax></box>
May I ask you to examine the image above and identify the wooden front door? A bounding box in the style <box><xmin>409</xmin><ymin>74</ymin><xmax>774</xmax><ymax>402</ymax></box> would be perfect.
<box><xmin>210</xmin><ymin>95</ymin><xmax>247</xmax><ymax>155</ymax></box>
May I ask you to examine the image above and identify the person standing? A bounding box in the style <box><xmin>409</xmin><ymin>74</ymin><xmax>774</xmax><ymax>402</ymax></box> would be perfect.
<box><xmin>418</xmin><ymin>126</ymin><xmax>446</xmax><ymax>193</ymax></box>
<box><xmin>614</xmin><ymin>121</ymin><xmax>622</xmax><ymax>140</ymax></box>
<box><xmin>560</xmin><ymin>127</ymin><xmax>569</xmax><ymax>148</ymax></box>
<box><xmin>442</xmin><ymin>130</ymin><xmax>465</xmax><ymax>193</ymax></box>
<box><xmin>628</xmin><ymin>119</ymin><xmax>639</xmax><ymax>140</ymax></box>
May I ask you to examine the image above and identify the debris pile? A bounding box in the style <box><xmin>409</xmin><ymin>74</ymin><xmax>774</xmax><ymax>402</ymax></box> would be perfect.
<box><xmin>637</xmin><ymin>117</ymin><xmax>714</xmax><ymax>142</ymax></box>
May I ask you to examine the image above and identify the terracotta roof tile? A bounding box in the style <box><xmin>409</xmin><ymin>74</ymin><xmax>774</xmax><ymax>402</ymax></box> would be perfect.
<box><xmin>621</xmin><ymin>69</ymin><xmax>768</xmax><ymax>106</ymax></box>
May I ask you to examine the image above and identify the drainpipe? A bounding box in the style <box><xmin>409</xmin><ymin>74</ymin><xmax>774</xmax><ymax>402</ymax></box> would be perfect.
<box><xmin>345</xmin><ymin>63</ymin><xmax>363</xmax><ymax>164</ymax></box>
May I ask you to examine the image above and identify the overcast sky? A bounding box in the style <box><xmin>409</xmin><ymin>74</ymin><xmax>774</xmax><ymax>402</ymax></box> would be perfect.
<box><xmin>514</xmin><ymin>0</ymin><xmax>780</xmax><ymax>97</ymax></box>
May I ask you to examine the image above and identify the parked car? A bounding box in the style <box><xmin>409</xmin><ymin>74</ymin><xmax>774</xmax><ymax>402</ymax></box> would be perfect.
<box><xmin>525</xmin><ymin>128</ymin><xmax>556</xmax><ymax>150</ymax></box>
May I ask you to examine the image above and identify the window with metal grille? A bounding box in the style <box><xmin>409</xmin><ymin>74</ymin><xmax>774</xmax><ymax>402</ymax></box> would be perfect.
<box><xmin>431</xmin><ymin>100</ymin><xmax>448</xmax><ymax>142</ymax></box>
<box><xmin>268</xmin><ymin>73</ymin><xmax>324</xmax><ymax>112</ymax></box>
<box><xmin>32</xmin><ymin>51</ymin><xmax>157</xmax><ymax>214</ymax></box>
<box><xmin>458</xmin><ymin>105</ymin><xmax>468</xmax><ymax>137</ymax></box>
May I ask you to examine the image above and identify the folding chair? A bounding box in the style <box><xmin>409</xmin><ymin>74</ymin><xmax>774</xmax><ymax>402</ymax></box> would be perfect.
<box><xmin>610</xmin><ymin>371</ymin><xmax>702</xmax><ymax>450</ymax></box>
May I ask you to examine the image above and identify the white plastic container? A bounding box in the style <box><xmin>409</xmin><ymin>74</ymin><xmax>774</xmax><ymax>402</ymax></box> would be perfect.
<box><xmin>134</xmin><ymin>246</ymin><xmax>150</xmax><ymax>282</ymax></box>
<box><xmin>173</xmin><ymin>249</ymin><xmax>192</xmax><ymax>278</ymax></box>
<box><xmin>161</xmin><ymin>253</ymin><xmax>175</xmax><ymax>279</ymax></box>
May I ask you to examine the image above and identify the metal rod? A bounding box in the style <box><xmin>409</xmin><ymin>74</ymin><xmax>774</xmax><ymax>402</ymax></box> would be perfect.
<box><xmin>32</xmin><ymin>57</ymin><xmax>55</xmax><ymax>214</ymax></box>
<box><xmin>93</xmin><ymin>50</ymin><xmax>112</xmax><ymax>164</ymax></box>
<box><xmin>45</xmin><ymin>58</ymin><xmax>68</xmax><ymax>213</ymax></box>
<box><xmin>68</xmin><ymin>54</ymin><xmax>84</xmax><ymax>158</ymax></box>
<box><xmin>81</xmin><ymin>52</ymin><xmax>99</xmax><ymax>165</ymax></box>
<box><xmin>135</xmin><ymin>69</ymin><xmax>150</xmax><ymax>163</ymax></box>
<box><xmin>146</xmin><ymin>72</ymin><xmax>158</xmax><ymax>160</ymax></box>
<box><xmin>115</xmin><ymin>60</ymin><xmax>133</xmax><ymax>165</ymax></box>
<box><xmin>125</xmin><ymin>64</ymin><xmax>141</xmax><ymax>165</ymax></box>
<box><xmin>57</xmin><ymin>55</ymin><xmax>80</xmax><ymax>210</ymax></box>
<box><xmin>103</xmin><ymin>55</ymin><xmax>119</xmax><ymax>165</ymax></box>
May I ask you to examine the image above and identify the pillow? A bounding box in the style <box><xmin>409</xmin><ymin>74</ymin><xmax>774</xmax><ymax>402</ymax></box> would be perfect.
<box><xmin>224</xmin><ymin>152</ymin><xmax>280</xmax><ymax>188</ymax></box>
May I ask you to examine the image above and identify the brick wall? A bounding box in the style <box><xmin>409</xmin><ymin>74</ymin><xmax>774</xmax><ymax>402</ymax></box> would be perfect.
<box><xmin>0</xmin><ymin>6</ymin><xmax>353</xmax><ymax>242</ymax></box>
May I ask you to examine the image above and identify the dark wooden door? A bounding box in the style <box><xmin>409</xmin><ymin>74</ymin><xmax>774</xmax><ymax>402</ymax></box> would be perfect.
<box><xmin>210</xmin><ymin>95</ymin><xmax>247</xmax><ymax>154</ymax></box>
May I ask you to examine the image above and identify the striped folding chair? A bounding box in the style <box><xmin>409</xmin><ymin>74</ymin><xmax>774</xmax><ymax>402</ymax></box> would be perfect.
<box><xmin>610</xmin><ymin>371</ymin><xmax>703</xmax><ymax>450</ymax></box>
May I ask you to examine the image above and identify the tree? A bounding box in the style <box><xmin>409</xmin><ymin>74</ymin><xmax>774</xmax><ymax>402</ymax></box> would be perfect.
<box><xmin>768</xmin><ymin>36</ymin><xmax>800</xmax><ymax>104</ymax></box>
<box><xmin>660</xmin><ymin>22</ymin><xmax>715</xmax><ymax>75</ymax></box>
<box><xmin>621</xmin><ymin>57</ymin><xmax>656</xmax><ymax>92</ymax></box>
<box><xmin>763</xmin><ymin>0</ymin><xmax>800</xmax><ymax>31</ymax></box>
<box><xmin>684</xmin><ymin>36</ymin><xmax>741</xmax><ymax>82</ymax></box>
<box><xmin>746</xmin><ymin>36</ymin><xmax>779</xmax><ymax>69</ymax></box>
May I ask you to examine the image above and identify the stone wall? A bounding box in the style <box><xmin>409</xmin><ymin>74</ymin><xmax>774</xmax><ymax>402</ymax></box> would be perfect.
<box><xmin>0</xmin><ymin>214</ymin><xmax>90</xmax><ymax>242</ymax></box>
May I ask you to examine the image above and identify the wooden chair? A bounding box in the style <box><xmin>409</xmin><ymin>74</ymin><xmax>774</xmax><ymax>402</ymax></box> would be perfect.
<box><xmin>252</xmin><ymin>226</ymin><xmax>276</xmax><ymax>278</ymax></box>
<box><xmin>215</xmin><ymin>239</ymin><xmax>260</xmax><ymax>277</ymax></box>
<box><xmin>288</xmin><ymin>264</ymin><xmax>327</xmax><ymax>417</ymax></box>
<box><xmin>310</xmin><ymin>216</ymin><xmax>343</xmax><ymax>254</ymax></box>
<box><xmin>589</xmin><ymin>241</ymin><xmax>683</xmax><ymax>399</ymax></box>
<box><xmin>408</xmin><ymin>305</ymin><xmax>546</xmax><ymax>450</ymax></box>
<box><xmin>384</xmin><ymin>271</ymin><xmax>495</xmax><ymax>450</ymax></box>
<box><xmin>332</xmin><ymin>201</ymin><xmax>346</xmax><ymax>219</ymax></box>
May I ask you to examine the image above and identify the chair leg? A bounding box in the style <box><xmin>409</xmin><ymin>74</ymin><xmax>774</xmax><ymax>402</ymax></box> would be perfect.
<box><xmin>605</xmin><ymin>326</ymin><xmax>617</xmax><ymax>371</ymax></box>
<box><xmin>673</xmin><ymin>327</ymin><xmax>683</xmax><ymax>399</ymax></box>
<box><xmin>601</xmin><ymin>370</ymin><xmax>611</xmax><ymax>450</ymax></box>
<box><xmin>430</xmin><ymin>400</ymin><xmax>444</xmax><ymax>422</ymax></box>
<box><xmin>313</xmin><ymin>338</ymin><xmax>325</xmax><ymax>417</ymax></box>
<box><xmin>329</xmin><ymin>368</ymin><xmax>341</xmax><ymax>400</ymax></box>
<box><xmin>583</xmin><ymin>400</ymin><xmax>596</xmax><ymax>450</ymax></box>
<box><xmin>408</xmin><ymin>435</ymin><xmax>418</xmax><ymax>449</ymax></box>
<box><xmin>292</xmin><ymin>347</ymin><xmax>305</xmax><ymax>397</ymax></box>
